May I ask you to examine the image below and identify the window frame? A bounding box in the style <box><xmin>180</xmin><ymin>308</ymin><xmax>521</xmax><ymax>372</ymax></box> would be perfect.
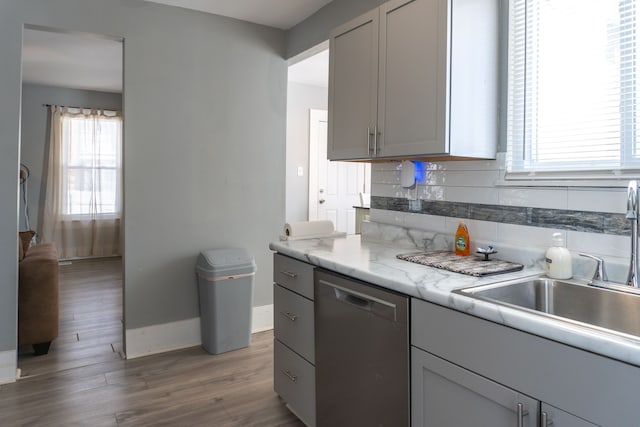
<box><xmin>60</xmin><ymin>109</ymin><xmax>122</xmax><ymax>219</ymax></box>
<box><xmin>502</xmin><ymin>0</ymin><xmax>640</xmax><ymax>188</ymax></box>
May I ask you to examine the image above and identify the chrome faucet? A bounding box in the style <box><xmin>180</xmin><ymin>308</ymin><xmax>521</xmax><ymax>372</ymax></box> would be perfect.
<box><xmin>626</xmin><ymin>180</ymin><xmax>640</xmax><ymax>288</ymax></box>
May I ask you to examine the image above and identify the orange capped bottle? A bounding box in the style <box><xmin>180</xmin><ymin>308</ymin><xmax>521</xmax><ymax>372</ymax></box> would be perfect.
<box><xmin>454</xmin><ymin>220</ymin><xmax>470</xmax><ymax>256</ymax></box>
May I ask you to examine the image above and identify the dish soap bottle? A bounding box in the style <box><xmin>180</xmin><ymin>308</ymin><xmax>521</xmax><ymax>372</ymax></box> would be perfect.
<box><xmin>454</xmin><ymin>220</ymin><xmax>470</xmax><ymax>256</ymax></box>
<box><xmin>545</xmin><ymin>233</ymin><xmax>572</xmax><ymax>279</ymax></box>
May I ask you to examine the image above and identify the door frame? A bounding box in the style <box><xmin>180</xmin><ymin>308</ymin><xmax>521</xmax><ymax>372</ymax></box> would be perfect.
<box><xmin>308</xmin><ymin>108</ymin><xmax>327</xmax><ymax>220</ymax></box>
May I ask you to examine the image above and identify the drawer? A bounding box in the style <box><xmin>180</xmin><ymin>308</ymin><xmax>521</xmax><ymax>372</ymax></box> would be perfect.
<box><xmin>273</xmin><ymin>253</ymin><xmax>314</xmax><ymax>299</ymax></box>
<box><xmin>274</xmin><ymin>284</ymin><xmax>314</xmax><ymax>364</ymax></box>
<box><xmin>274</xmin><ymin>339</ymin><xmax>316</xmax><ymax>427</ymax></box>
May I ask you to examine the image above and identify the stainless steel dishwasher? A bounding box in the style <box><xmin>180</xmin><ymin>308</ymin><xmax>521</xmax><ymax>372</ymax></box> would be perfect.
<box><xmin>314</xmin><ymin>269</ymin><xmax>409</xmax><ymax>427</ymax></box>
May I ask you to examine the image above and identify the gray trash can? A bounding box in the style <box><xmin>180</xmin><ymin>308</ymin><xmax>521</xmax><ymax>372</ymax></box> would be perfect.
<box><xmin>195</xmin><ymin>248</ymin><xmax>256</xmax><ymax>354</ymax></box>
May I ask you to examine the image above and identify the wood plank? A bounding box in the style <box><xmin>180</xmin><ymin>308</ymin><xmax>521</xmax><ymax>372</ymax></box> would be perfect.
<box><xmin>3</xmin><ymin>258</ymin><xmax>304</xmax><ymax>426</ymax></box>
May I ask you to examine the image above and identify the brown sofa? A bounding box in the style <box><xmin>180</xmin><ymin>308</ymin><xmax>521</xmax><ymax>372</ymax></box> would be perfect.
<box><xmin>18</xmin><ymin>231</ymin><xmax>59</xmax><ymax>355</ymax></box>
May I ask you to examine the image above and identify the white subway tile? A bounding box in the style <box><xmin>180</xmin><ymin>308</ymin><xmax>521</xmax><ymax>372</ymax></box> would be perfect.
<box><xmin>418</xmin><ymin>185</ymin><xmax>446</xmax><ymax>201</ymax></box>
<box><xmin>404</xmin><ymin>213</ymin><xmax>446</xmax><ymax>231</ymax></box>
<box><xmin>432</xmin><ymin>158</ymin><xmax>500</xmax><ymax>171</ymax></box>
<box><xmin>499</xmin><ymin>187</ymin><xmax>568</xmax><ymax>209</ymax></box>
<box><xmin>371</xmin><ymin>170</ymin><xmax>399</xmax><ymax>184</ymax></box>
<box><xmin>567</xmin><ymin>230</ymin><xmax>629</xmax><ymax>259</ymax></box>
<box><xmin>448</xmin><ymin>186</ymin><xmax>499</xmax><ymax>204</ymax></box>
<box><xmin>497</xmin><ymin>223</ymin><xmax>564</xmax><ymax>250</ymax></box>
<box><xmin>369</xmin><ymin>208</ymin><xmax>405</xmax><ymax>226</ymax></box>
<box><xmin>567</xmin><ymin>188</ymin><xmax>627</xmax><ymax>214</ymax></box>
<box><xmin>371</xmin><ymin>161</ymin><xmax>400</xmax><ymax>172</ymax></box>
<box><xmin>441</xmin><ymin>170</ymin><xmax>500</xmax><ymax>187</ymax></box>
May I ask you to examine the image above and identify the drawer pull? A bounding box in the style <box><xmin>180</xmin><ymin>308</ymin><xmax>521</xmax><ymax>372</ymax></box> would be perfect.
<box><xmin>281</xmin><ymin>270</ymin><xmax>298</xmax><ymax>278</ymax></box>
<box><xmin>280</xmin><ymin>311</ymin><xmax>298</xmax><ymax>321</ymax></box>
<box><xmin>281</xmin><ymin>369</ymin><xmax>298</xmax><ymax>383</ymax></box>
<box><xmin>516</xmin><ymin>403</ymin><xmax>528</xmax><ymax>427</ymax></box>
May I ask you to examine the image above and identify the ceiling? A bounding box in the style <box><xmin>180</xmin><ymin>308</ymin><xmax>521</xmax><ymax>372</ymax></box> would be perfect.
<box><xmin>21</xmin><ymin>1</ymin><xmax>332</xmax><ymax>93</ymax></box>
<box><xmin>22</xmin><ymin>28</ymin><xmax>123</xmax><ymax>93</ymax></box>
<box><xmin>288</xmin><ymin>49</ymin><xmax>328</xmax><ymax>88</ymax></box>
<box><xmin>144</xmin><ymin>0</ymin><xmax>333</xmax><ymax>30</ymax></box>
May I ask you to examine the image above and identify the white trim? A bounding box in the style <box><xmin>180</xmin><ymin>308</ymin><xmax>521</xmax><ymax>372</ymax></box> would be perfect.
<box><xmin>124</xmin><ymin>305</ymin><xmax>274</xmax><ymax>359</ymax></box>
<box><xmin>496</xmin><ymin>153</ymin><xmax>636</xmax><ymax>188</ymax></box>
<box><xmin>308</xmin><ymin>108</ymin><xmax>327</xmax><ymax>220</ymax></box>
<box><xmin>252</xmin><ymin>304</ymin><xmax>274</xmax><ymax>333</ymax></box>
<box><xmin>125</xmin><ymin>317</ymin><xmax>201</xmax><ymax>359</ymax></box>
<box><xmin>0</xmin><ymin>350</ymin><xmax>16</xmax><ymax>384</ymax></box>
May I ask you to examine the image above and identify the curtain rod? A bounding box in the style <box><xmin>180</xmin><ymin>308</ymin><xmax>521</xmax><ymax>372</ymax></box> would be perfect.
<box><xmin>42</xmin><ymin>104</ymin><xmax>88</xmax><ymax>109</ymax></box>
<box><xmin>42</xmin><ymin>104</ymin><xmax>120</xmax><ymax>113</ymax></box>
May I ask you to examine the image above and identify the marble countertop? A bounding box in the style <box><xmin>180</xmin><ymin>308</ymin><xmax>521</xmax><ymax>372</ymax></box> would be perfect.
<box><xmin>270</xmin><ymin>234</ymin><xmax>640</xmax><ymax>368</ymax></box>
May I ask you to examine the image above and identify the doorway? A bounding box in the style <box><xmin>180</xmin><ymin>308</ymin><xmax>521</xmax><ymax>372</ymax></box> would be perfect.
<box><xmin>18</xmin><ymin>26</ymin><xmax>124</xmax><ymax>378</ymax></box>
<box><xmin>286</xmin><ymin>42</ymin><xmax>371</xmax><ymax>233</ymax></box>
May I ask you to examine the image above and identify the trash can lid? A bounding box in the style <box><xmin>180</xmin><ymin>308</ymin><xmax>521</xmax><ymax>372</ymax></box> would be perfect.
<box><xmin>196</xmin><ymin>248</ymin><xmax>257</xmax><ymax>278</ymax></box>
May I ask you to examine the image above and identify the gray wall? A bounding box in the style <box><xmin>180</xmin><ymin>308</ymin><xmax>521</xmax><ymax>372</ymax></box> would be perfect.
<box><xmin>286</xmin><ymin>82</ymin><xmax>328</xmax><ymax>222</ymax></box>
<box><xmin>286</xmin><ymin>0</ymin><xmax>386</xmax><ymax>58</ymax></box>
<box><xmin>0</xmin><ymin>0</ymin><xmax>286</xmax><ymax>354</ymax></box>
<box><xmin>20</xmin><ymin>83</ymin><xmax>123</xmax><ymax>236</ymax></box>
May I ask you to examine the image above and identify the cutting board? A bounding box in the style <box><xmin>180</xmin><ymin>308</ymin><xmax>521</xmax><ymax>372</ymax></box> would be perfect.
<box><xmin>397</xmin><ymin>251</ymin><xmax>524</xmax><ymax>277</ymax></box>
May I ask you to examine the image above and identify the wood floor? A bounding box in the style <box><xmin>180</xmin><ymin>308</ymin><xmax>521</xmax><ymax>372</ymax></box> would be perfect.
<box><xmin>2</xmin><ymin>258</ymin><xmax>303</xmax><ymax>427</ymax></box>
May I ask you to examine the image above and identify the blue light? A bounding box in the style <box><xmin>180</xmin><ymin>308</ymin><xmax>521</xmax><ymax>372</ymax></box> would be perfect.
<box><xmin>413</xmin><ymin>161</ymin><xmax>425</xmax><ymax>183</ymax></box>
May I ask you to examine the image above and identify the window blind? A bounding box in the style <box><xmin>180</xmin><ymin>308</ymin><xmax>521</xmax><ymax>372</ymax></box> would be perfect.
<box><xmin>506</xmin><ymin>0</ymin><xmax>640</xmax><ymax>179</ymax></box>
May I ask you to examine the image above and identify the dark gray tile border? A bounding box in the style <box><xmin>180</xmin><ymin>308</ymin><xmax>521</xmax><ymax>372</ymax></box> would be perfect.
<box><xmin>371</xmin><ymin>196</ymin><xmax>629</xmax><ymax>236</ymax></box>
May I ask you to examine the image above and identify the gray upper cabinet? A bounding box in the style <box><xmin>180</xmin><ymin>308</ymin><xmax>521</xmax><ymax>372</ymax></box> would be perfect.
<box><xmin>328</xmin><ymin>0</ymin><xmax>499</xmax><ymax>161</ymax></box>
<box><xmin>328</xmin><ymin>9</ymin><xmax>379</xmax><ymax>160</ymax></box>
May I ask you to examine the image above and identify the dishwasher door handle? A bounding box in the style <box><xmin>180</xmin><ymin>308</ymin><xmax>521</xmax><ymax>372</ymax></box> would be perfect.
<box><xmin>319</xmin><ymin>279</ymin><xmax>397</xmax><ymax>322</ymax></box>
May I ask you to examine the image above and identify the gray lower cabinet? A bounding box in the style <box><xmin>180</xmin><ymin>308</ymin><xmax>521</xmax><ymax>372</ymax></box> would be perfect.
<box><xmin>411</xmin><ymin>298</ymin><xmax>636</xmax><ymax>426</ymax></box>
<box><xmin>412</xmin><ymin>346</ymin><xmax>596</xmax><ymax>427</ymax></box>
<box><xmin>540</xmin><ymin>404</ymin><xmax>598</xmax><ymax>427</ymax></box>
<box><xmin>273</xmin><ymin>254</ymin><xmax>315</xmax><ymax>426</ymax></box>
<box><xmin>412</xmin><ymin>346</ymin><xmax>538</xmax><ymax>426</ymax></box>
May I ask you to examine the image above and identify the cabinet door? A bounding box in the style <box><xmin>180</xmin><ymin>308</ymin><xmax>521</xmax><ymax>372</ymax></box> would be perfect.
<box><xmin>378</xmin><ymin>0</ymin><xmax>448</xmax><ymax>158</ymax></box>
<box><xmin>328</xmin><ymin>9</ymin><xmax>379</xmax><ymax>160</ymax></box>
<box><xmin>541</xmin><ymin>403</ymin><xmax>598</xmax><ymax>427</ymax></box>
<box><xmin>274</xmin><ymin>339</ymin><xmax>316</xmax><ymax>427</ymax></box>
<box><xmin>273</xmin><ymin>284</ymin><xmax>314</xmax><ymax>363</ymax></box>
<box><xmin>412</xmin><ymin>347</ymin><xmax>538</xmax><ymax>427</ymax></box>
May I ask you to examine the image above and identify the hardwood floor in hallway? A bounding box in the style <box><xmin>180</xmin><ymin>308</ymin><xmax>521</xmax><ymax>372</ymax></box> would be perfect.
<box><xmin>3</xmin><ymin>258</ymin><xmax>302</xmax><ymax>426</ymax></box>
<box><xmin>18</xmin><ymin>257</ymin><xmax>124</xmax><ymax>378</ymax></box>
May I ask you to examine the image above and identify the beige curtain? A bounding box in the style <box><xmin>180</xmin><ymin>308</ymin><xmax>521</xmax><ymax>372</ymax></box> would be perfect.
<box><xmin>41</xmin><ymin>106</ymin><xmax>122</xmax><ymax>259</ymax></box>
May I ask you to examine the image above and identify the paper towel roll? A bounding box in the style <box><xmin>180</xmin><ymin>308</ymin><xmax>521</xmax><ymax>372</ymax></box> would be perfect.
<box><xmin>284</xmin><ymin>220</ymin><xmax>335</xmax><ymax>237</ymax></box>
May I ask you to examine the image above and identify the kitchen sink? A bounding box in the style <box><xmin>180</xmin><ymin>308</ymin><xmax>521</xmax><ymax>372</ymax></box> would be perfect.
<box><xmin>454</xmin><ymin>277</ymin><xmax>640</xmax><ymax>339</ymax></box>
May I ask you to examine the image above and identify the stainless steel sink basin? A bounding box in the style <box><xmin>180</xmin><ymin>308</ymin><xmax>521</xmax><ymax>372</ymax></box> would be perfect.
<box><xmin>454</xmin><ymin>277</ymin><xmax>640</xmax><ymax>339</ymax></box>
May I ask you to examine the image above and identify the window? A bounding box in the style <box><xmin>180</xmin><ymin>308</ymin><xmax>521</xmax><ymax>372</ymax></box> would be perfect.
<box><xmin>506</xmin><ymin>0</ymin><xmax>640</xmax><ymax>181</ymax></box>
<box><xmin>61</xmin><ymin>109</ymin><xmax>122</xmax><ymax>217</ymax></box>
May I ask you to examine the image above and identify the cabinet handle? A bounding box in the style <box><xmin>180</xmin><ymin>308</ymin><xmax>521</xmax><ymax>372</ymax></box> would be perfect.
<box><xmin>541</xmin><ymin>411</ymin><xmax>553</xmax><ymax>425</ymax></box>
<box><xmin>280</xmin><ymin>311</ymin><xmax>298</xmax><ymax>321</ymax></box>
<box><xmin>280</xmin><ymin>369</ymin><xmax>298</xmax><ymax>383</ymax></box>
<box><xmin>280</xmin><ymin>270</ymin><xmax>297</xmax><ymax>278</ymax></box>
<box><xmin>516</xmin><ymin>403</ymin><xmax>528</xmax><ymax>427</ymax></box>
<box><xmin>367</xmin><ymin>127</ymin><xmax>373</xmax><ymax>154</ymax></box>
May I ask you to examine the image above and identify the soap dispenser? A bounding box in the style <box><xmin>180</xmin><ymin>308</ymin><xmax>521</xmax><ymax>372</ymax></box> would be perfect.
<box><xmin>545</xmin><ymin>233</ymin><xmax>572</xmax><ymax>279</ymax></box>
<box><xmin>454</xmin><ymin>220</ymin><xmax>470</xmax><ymax>256</ymax></box>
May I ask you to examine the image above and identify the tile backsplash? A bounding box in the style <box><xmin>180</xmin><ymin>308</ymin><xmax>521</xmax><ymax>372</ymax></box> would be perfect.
<box><xmin>369</xmin><ymin>155</ymin><xmax>632</xmax><ymax>281</ymax></box>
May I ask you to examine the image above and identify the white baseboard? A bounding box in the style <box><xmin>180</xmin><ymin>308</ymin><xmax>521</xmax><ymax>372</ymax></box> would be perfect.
<box><xmin>0</xmin><ymin>350</ymin><xmax>17</xmax><ymax>384</ymax></box>
<box><xmin>125</xmin><ymin>304</ymin><xmax>274</xmax><ymax>359</ymax></box>
<box><xmin>125</xmin><ymin>317</ymin><xmax>201</xmax><ymax>359</ymax></box>
<box><xmin>252</xmin><ymin>304</ymin><xmax>274</xmax><ymax>333</ymax></box>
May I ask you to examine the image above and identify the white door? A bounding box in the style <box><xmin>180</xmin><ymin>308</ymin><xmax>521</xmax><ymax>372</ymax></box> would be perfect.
<box><xmin>309</xmin><ymin>109</ymin><xmax>370</xmax><ymax>234</ymax></box>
